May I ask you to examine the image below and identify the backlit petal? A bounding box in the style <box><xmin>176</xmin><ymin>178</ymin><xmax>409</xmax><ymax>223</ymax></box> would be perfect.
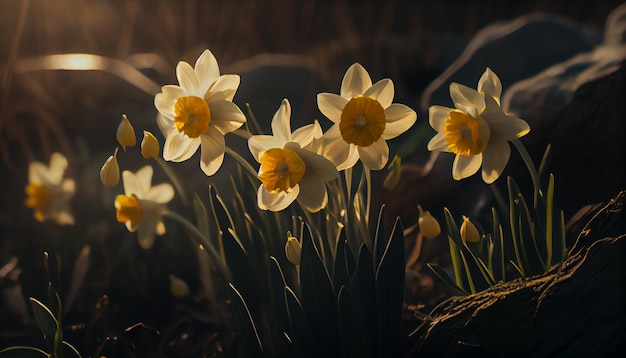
<box><xmin>157</xmin><ymin>112</ymin><xmax>176</xmax><ymax>137</ymax></box>
<box><xmin>248</xmin><ymin>135</ymin><xmax>282</xmax><ymax>161</ymax></box>
<box><xmin>427</xmin><ymin>133</ymin><xmax>450</xmax><ymax>152</ymax></box>
<box><xmin>206</xmin><ymin>74</ymin><xmax>240</xmax><ymax>102</ymax></box>
<box><xmin>176</xmin><ymin>61</ymin><xmax>199</xmax><ymax>94</ymax></box>
<box><xmin>341</xmin><ymin>63</ymin><xmax>372</xmax><ymax>98</ymax></box>
<box><xmin>271</xmin><ymin>99</ymin><xmax>292</xmax><ymax>143</ymax></box>
<box><xmin>357</xmin><ymin>137</ymin><xmax>389</xmax><ymax>170</ymax></box>
<box><xmin>363</xmin><ymin>79</ymin><xmax>394</xmax><ymax>109</ymax></box>
<box><xmin>155</xmin><ymin>92</ymin><xmax>177</xmax><ymax>118</ymax></box>
<box><xmin>209</xmin><ymin>100</ymin><xmax>246</xmax><ymax>134</ymax></box>
<box><xmin>145</xmin><ymin>183</ymin><xmax>175</xmax><ymax>204</ymax></box>
<box><xmin>296</xmin><ymin>148</ymin><xmax>338</xmax><ymax>182</ymax></box>
<box><xmin>429</xmin><ymin>105</ymin><xmax>453</xmax><ymax>132</ymax></box>
<box><xmin>137</xmin><ymin>218</ymin><xmax>158</xmax><ymax>249</ymax></box>
<box><xmin>450</xmin><ymin>83</ymin><xmax>484</xmax><ymax>115</ymax></box>
<box><xmin>257</xmin><ymin>185</ymin><xmax>298</xmax><ymax>212</ymax></box>
<box><xmin>382</xmin><ymin>103</ymin><xmax>417</xmax><ymax>140</ymax></box>
<box><xmin>291</xmin><ymin>120</ymin><xmax>323</xmax><ymax>148</ymax></box>
<box><xmin>199</xmin><ymin>127</ymin><xmax>225</xmax><ymax>176</ymax></box>
<box><xmin>482</xmin><ymin>138</ymin><xmax>510</xmax><ymax>184</ymax></box>
<box><xmin>194</xmin><ymin>49</ymin><xmax>220</xmax><ymax>95</ymax></box>
<box><xmin>297</xmin><ymin>175</ymin><xmax>327</xmax><ymax>213</ymax></box>
<box><xmin>48</xmin><ymin>152</ymin><xmax>68</xmax><ymax>184</ymax></box>
<box><xmin>317</xmin><ymin>93</ymin><xmax>348</xmax><ymax>123</ymax></box>
<box><xmin>321</xmin><ymin>126</ymin><xmax>358</xmax><ymax>170</ymax></box>
<box><xmin>452</xmin><ymin>154</ymin><xmax>482</xmax><ymax>180</ymax></box>
<box><xmin>477</xmin><ymin>67</ymin><xmax>502</xmax><ymax>102</ymax></box>
<box><xmin>163</xmin><ymin>132</ymin><xmax>201</xmax><ymax>162</ymax></box>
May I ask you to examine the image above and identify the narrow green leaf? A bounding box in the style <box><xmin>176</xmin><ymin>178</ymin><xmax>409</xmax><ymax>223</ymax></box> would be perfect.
<box><xmin>222</xmin><ymin>229</ymin><xmax>262</xmax><ymax>309</ymax></box>
<box><xmin>192</xmin><ymin>194</ymin><xmax>210</xmax><ymax>238</ymax></box>
<box><xmin>30</xmin><ymin>298</ymin><xmax>58</xmax><ymax>355</ymax></box>
<box><xmin>508</xmin><ymin>177</ymin><xmax>526</xmax><ymax>277</ymax></box>
<box><xmin>228</xmin><ymin>283</ymin><xmax>264</xmax><ymax>358</ymax></box>
<box><xmin>62</xmin><ymin>341</ymin><xmax>82</xmax><ymax>358</ymax></box>
<box><xmin>372</xmin><ymin>205</ymin><xmax>386</xmax><ymax>267</ymax></box>
<box><xmin>299</xmin><ymin>223</ymin><xmax>339</xmax><ymax>355</ymax></box>
<box><xmin>208</xmin><ymin>185</ymin><xmax>236</xmax><ymax>234</ymax></box>
<box><xmin>545</xmin><ymin>173</ymin><xmax>555</xmax><ymax>267</ymax></box>
<box><xmin>426</xmin><ymin>263</ymin><xmax>468</xmax><ymax>295</ymax></box>
<box><xmin>337</xmin><ymin>286</ymin><xmax>368</xmax><ymax>358</ymax></box>
<box><xmin>333</xmin><ymin>238</ymin><xmax>351</xmax><ymax>296</ymax></box>
<box><xmin>284</xmin><ymin>286</ymin><xmax>318</xmax><ymax>358</ymax></box>
<box><xmin>350</xmin><ymin>243</ymin><xmax>377</xmax><ymax>356</ymax></box>
<box><xmin>268</xmin><ymin>256</ymin><xmax>290</xmax><ymax>334</ymax></box>
<box><xmin>0</xmin><ymin>347</ymin><xmax>49</xmax><ymax>358</ymax></box>
<box><xmin>375</xmin><ymin>218</ymin><xmax>405</xmax><ymax>358</ymax></box>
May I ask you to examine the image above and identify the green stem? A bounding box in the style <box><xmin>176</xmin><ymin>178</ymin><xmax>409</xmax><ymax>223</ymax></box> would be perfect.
<box><xmin>364</xmin><ymin>166</ymin><xmax>371</xmax><ymax>229</ymax></box>
<box><xmin>225</xmin><ymin>146</ymin><xmax>259</xmax><ymax>180</ymax></box>
<box><xmin>232</xmin><ymin>128</ymin><xmax>252</xmax><ymax>140</ymax></box>
<box><xmin>163</xmin><ymin>210</ymin><xmax>232</xmax><ymax>282</ymax></box>
<box><xmin>511</xmin><ymin>139</ymin><xmax>541</xmax><ymax>207</ymax></box>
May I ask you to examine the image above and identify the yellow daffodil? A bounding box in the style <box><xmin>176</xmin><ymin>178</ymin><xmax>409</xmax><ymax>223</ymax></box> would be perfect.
<box><xmin>317</xmin><ymin>63</ymin><xmax>417</xmax><ymax>170</ymax></box>
<box><xmin>417</xmin><ymin>205</ymin><xmax>441</xmax><ymax>240</ymax></box>
<box><xmin>100</xmin><ymin>147</ymin><xmax>120</xmax><ymax>187</ymax></box>
<box><xmin>154</xmin><ymin>49</ymin><xmax>246</xmax><ymax>176</ymax></box>
<box><xmin>285</xmin><ymin>236</ymin><xmax>302</xmax><ymax>265</ymax></box>
<box><xmin>460</xmin><ymin>215</ymin><xmax>481</xmax><ymax>244</ymax></box>
<box><xmin>114</xmin><ymin>166</ymin><xmax>174</xmax><ymax>249</ymax></box>
<box><xmin>25</xmin><ymin>152</ymin><xmax>75</xmax><ymax>225</ymax></box>
<box><xmin>141</xmin><ymin>131</ymin><xmax>160</xmax><ymax>159</ymax></box>
<box><xmin>117</xmin><ymin>114</ymin><xmax>136</xmax><ymax>151</ymax></box>
<box><xmin>427</xmin><ymin>68</ymin><xmax>530</xmax><ymax>183</ymax></box>
<box><xmin>248</xmin><ymin>99</ymin><xmax>338</xmax><ymax>212</ymax></box>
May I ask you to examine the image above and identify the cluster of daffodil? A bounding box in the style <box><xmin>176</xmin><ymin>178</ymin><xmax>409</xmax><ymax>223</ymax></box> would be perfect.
<box><xmin>418</xmin><ymin>68</ymin><xmax>567</xmax><ymax>295</ymax></box>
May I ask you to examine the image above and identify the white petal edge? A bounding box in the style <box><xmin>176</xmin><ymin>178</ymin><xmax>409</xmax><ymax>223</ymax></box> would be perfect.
<box><xmin>382</xmin><ymin>103</ymin><xmax>417</xmax><ymax>140</ymax></box>
<box><xmin>452</xmin><ymin>154</ymin><xmax>482</xmax><ymax>180</ymax></box>
<box><xmin>163</xmin><ymin>132</ymin><xmax>201</xmax><ymax>162</ymax></box>
<box><xmin>206</xmin><ymin>74</ymin><xmax>240</xmax><ymax>102</ymax></box>
<box><xmin>357</xmin><ymin>137</ymin><xmax>389</xmax><ymax>170</ymax></box>
<box><xmin>297</xmin><ymin>175</ymin><xmax>328</xmax><ymax>213</ymax></box>
<box><xmin>429</xmin><ymin>105</ymin><xmax>453</xmax><ymax>132</ymax></box>
<box><xmin>176</xmin><ymin>61</ymin><xmax>199</xmax><ymax>94</ymax></box>
<box><xmin>363</xmin><ymin>79</ymin><xmax>394</xmax><ymax>109</ymax></box>
<box><xmin>209</xmin><ymin>100</ymin><xmax>246</xmax><ymax>134</ymax></box>
<box><xmin>199</xmin><ymin>127</ymin><xmax>225</xmax><ymax>176</ymax></box>
<box><xmin>341</xmin><ymin>63</ymin><xmax>372</xmax><ymax>98</ymax></box>
<box><xmin>427</xmin><ymin>133</ymin><xmax>450</xmax><ymax>152</ymax></box>
<box><xmin>317</xmin><ymin>93</ymin><xmax>347</xmax><ymax>123</ymax></box>
<box><xmin>477</xmin><ymin>67</ymin><xmax>502</xmax><ymax>103</ymax></box>
<box><xmin>257</xmin><ymin>185</ymin><xmax>298</xmax><ymax>212</ymax></box>
<box><xmin>481</xmin><ymin>138</ymin><xmax>510</xmax><ymax>184</ymax></box>
<box><xmin>194</xmin><ymin>49</ymin><xmax>220</xmax><ymax>95</ymax></box>
<box><xmin>145</xmin><ymin>183</ymin><xmax>175</xmax><ymax>204</ymax></box>
<box><xmin>291</xmin><ymin>120</ymin><xmax>323</xmax><ymax>148</ymax></box>
<box><xmin>450</xmin><ymin>83</ymin><xmax>485</xmax><ymax>115</ymax></box>
<box><xmin>271</xmin><ymin>99</ymin><xmax>292</xmax><ymax>143</ymax></box>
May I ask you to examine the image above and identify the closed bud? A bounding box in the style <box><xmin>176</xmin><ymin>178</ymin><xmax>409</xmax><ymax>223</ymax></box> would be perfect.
<box><xmin>141</xmin><ymin>131</ymin><xmax>160</xmax><ymax>159</ymax></box>
<box><xmin>117</xmin><ymin>114</ymin><xmax>136</xmax><ymax>151</ymax></box>
<box><xmin>169</xmin><ymin>274</ymin><xmax>190</xmax><ymax>298</ymax></box>
<box><xmin>460</xmin><ymin>216</ymin><xmax>480</xmax><ymax>244</ymax></box>
<box><xmin>383</xmin><ymin>155</ymin><xmax>402</xmax><ymax>191</ymax></box>
<box><xmin>417</xmin><ymin>205</ymin><xmax>441</xmax><ymax>240</ymax></box>
<box><xmin>100</xmin><ymin>147</ymin><xmax>120</xmax><ymax>187</ymax></box>
<box><xmin>285</xmin><ymin>236</ymin><xmax>302</xmax><ymax>266</ymax></box>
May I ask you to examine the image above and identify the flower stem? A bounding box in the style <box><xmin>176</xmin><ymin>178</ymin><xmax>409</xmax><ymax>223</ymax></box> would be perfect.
<box><xmin>511</xmin><ymin>139</ymin><xmax>541</xmax><ymax>206</ymax></box>
<box><xmin>154</xmin><ymin>157</ymin><xmax>189</xmax><ymax>209</ymax></box>
<box><xmin>225</xmin><ymin>146</ymin><xmax>259</xmax><ymax>180</ymax></box>
<box><xmin>163</xmin><ymin>210</ymin><xmax>232</xmax><ymax>282</ymax></box>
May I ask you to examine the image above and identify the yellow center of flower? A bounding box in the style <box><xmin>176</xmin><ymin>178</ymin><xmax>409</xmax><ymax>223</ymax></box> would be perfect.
<box><xmin>115</xmin><ymin>194</ymin><xmax>143</xmax><ymax>227</ymax></box>
<box><xmin>258</xmin><ymin>148</ymin><xmax>306</xmax><ymax>193</ymax></box>
<box><xmin>445</xmin><ymin>111</ymin><xmax>488</xmax><ymax>156</ymax></box>
<box><xmin>339</xmin><ymin>96</ymin><xmax>386</xmax><ymax>147</ymax></box>
<box><xmin>174</xmin><ymin>96</ymin><xmax>211</xmax><ymax>138</ymax></box>
<box><xmin>25</xmin><ymin>183</ymin><xmax>50</xmax><ymax>211</ymax></box>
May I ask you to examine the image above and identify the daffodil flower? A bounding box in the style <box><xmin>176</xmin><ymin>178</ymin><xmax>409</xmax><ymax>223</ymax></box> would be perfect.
<box><xmin>248</xmin><ymin>99</ymin><xmax>338</xmax><ymax>212</ymax></box>
<box><xmin>25</xmin><ymin>152</ymin><xmax>75</xmax><ymax>225</ymax></box>
<box><xmin>427</xmin><ymin>68</ymin><xmax>530</xmax><ymax>183</ymax></box>
<box><xmin>154</xmin><ymin>49</ymin><xmax>246</xmax><ymax>176</ymax></box>
<box><xmin>317</xmin><ymin>63</ymin><xmax>417</xmax><ymax>170</ymax></box>
<box><xmin>114</xmin><ymin>166</ymin><xmax>174</xmax><ymax>249</ymax></box>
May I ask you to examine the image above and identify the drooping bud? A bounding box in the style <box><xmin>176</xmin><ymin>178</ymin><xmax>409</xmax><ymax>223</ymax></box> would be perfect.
<box><xmin>285</xmin><ymin>236</ymin><xmax>302</xmax><ymax>266</ymax></box>
<box><xmin>460</xmin><ymin>215</ymin><xmax>480</xmax><ymax>244</ymax></box>
<box><xmin>417</xmin><ymin>205</ymin><xmax>441</xmax><ymax>240</ymax></box>
<box><xmin>383</xmin><ymin>155</ymin><xmax>402</xmax><ymax>191</ymax></box>
<box><xmin>141</xmin><ymin>131</ymin><xmax>160</xmax><ymax>159</ymax></box>
<box><xmin>169</xmin><ymin>274</ymin><xmax>190</xmax><ymax>298</ymax></box>
<box><xmin>100</xmin><ymin>147</ymin><xmax>120</xmax><ymax>187</ymax></box>
<box><xmin>117</xmin><ymin>114</ymin><xmax>136</xmax><ymax>151</ymax></box>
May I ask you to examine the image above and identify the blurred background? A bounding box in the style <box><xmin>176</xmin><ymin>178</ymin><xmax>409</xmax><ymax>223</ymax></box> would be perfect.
<box><xmin>1</xmin><ymin>0</ymin><xmax>623</xmax><ymax>355</ymax></box>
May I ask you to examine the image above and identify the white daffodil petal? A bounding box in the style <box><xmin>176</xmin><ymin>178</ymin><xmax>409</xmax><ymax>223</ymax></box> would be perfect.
<box><xmin>53</xmin><ymin>210</ymin><xmax>74</xmax><ymax>226</ymax></box>
<box><xmin>317</xmin><ymin>93</ymin><xmax>348</xmax><ymax>123</ymax></box>
<box><xmin>321</xmin><ymin>127</ymin><xmax>357</xmax><ymax>170</ymax></box>
<box><xmin>296</xmin><ymin>148</ymin><xmax>339</xmax><ymax>182</ymax></box>
<box><xmin>429</xmin><ymin>105</ymin><xmax>453</xmax><ymax>132</ymax></box>
<box><xmin>257</xmin><ymin>185</ymin><xmax>298</xmax><ymax>212</ymax></box>
<box><xmin>145</xmin><ymin>183</ymin><xmax>175</xmax><ymax>204</ymax></box>
<box><xmin>478</xmin><ymin>67</ymin><xmax>502</xmax><ymax>102</ymax></box>
<box><xmin>452</xmin><ymin>154</ymin><xmax>482</xmax><ymax>180</ymax></box>
<box><xmin>61</xmin><ymin>178</ymin><xmax>75</xmax><ymax>194</ymax></box>
<box><xmin>154</xmin><ymin>92</ymin><xmax>177</xmax><ymax>118</ymax></box>
<box><xmin>176</xmin><ymin>61</ymin><xmax>199</xmax><ymax>94</ymax></box>
<box><xmin>137</xmin><ymin>219</ymin><xmax>158</xmax><ymax>249</ymax></box>
<box><xmin>163</xmin><ymin>132</ymin><xmax>201</xmax><ymax>162</ymax></box>
<box><xmin>122</xmin><ymin>170</ymin><xmax>141</xmax><ymax>197</ymax></box>
<box><xmin>209</xmin><ymin>100</ymin><xmax>246</xmax><ymax>134</ymax></box>
<box><xmin>271</xmin><ymin>99</ymin><xmax>292</xmax><ymax>143</ymax></box>
<box><xmin>297</xmin><ymin>175</ymin><xmax>328</xmax><ymax>213</ymax></box>
<box><xmin>382</xmin><ymin>103</ymin><xmax>417</xmax><ymax>140</ymax></box>
<box><xmin>427</xmin><ymin>133</ymin><xmax>450</xmax><ymax>152</ymax></box>
<box><xmin>450</xmin><ymin>83</ymin><xmax>485</xmax><ymax>114</ymax></box>
<box><xmin>194</xmin><ymin>49</ymin><xmax>220</xmax><ymax>95</ymax></box>
<box><xmin>206</xmin><ymin>74</ymin><xmax>240</xmax><ymax>102</ymax></box>
<box><xmin>199</xmin><ymin>127</ymin><xmax>225</xmax><ymax>176</ymax></box>
<box><xmin>363</xmin><ymin>79</ymin><xmax>394</xmax><ymax>109</ymax></box>
<box><xmin>482</xmin><ymin>138</ymin><xmax>510</xmax><ymax>184</ymax></box>
<box><xmin>248</xmin><ymin>135</ymin><xmax>282</xmax><ymax>161</ymax></box>
<box><xmin>29</xmin><ymin>162</ymin><xmax>50</xmax><ymax>184</ymax></box>
<box><xmin>156</xmin><ymin>112</ymin><xmax>176</xmax><ymax>137</ymax></box>
<box><xmin>341</xmin><ymin>63</ymin><xmax>372</xmax><ymax>98</ymax></box>
<box><xmin>357</xmin><ymin>138</ymin><xmax>389</xmax><ymax>170</ymax></box>
<box><xmin>48</xmin><ymin>152</ymin><xmax>68</xmax><ymax>184</ymax></box>
<box><xmin>291</xmin><ymin>120</ymin><xmax>323</xmax><ymax>148</ymax></box>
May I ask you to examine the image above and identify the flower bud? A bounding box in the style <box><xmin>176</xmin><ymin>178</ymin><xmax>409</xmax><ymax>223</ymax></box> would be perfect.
<box><xmin>100</xmin><ymin>147</ymin><xmax>120</xmax><ymax>187</ymax></box>
<box><xmin>417</xmin><ymin>205</ymin><xmax>441</xmax><ymax>240</ymax></box>
<box><xmin>383</xmin><ymin>155</ymin><xmax>401</xmax><ymax>191</ymax></box>
<box><xmin>285</xmin><ymin>236</ymin><xmax>302</xmax><ymax>265</ymax></box>
<box><xmin>117</xmin><ymin>114</ymin><xmax>136</xmax><ymax>151</ymax></box>
<box><xmin>460</xmin><ymin>216</ymin><xmax>480</xmax><ymax>244</ymax></box>
<box><xmin>169</xmin><ymin>274</ymin><xmax>189</xmax><ymax>298</ymax></box>
<box><xmin>141</xmin><ymin>131</ymin><xmax>160</xmax><ymax>159</ymax></box>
